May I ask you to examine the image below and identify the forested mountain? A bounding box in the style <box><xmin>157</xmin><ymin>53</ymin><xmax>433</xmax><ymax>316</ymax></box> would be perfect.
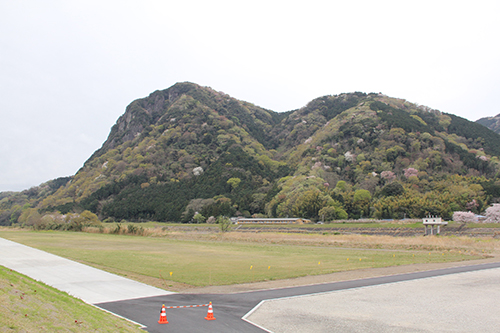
<box><xmin>3</xmin><ymin>82</ymin><xmax>500</xmax><ymax>226</ymax></box>
<box><xmin>477</xmin><ymin>113</ymin><xmax>500</xmax><ymax>134</ymax></box>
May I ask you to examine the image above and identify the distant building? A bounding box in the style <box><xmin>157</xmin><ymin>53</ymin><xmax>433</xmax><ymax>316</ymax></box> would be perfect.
<box><xmin>235</xmin><ymin>218</ymin><xmax>312</xmax><ymax>225</ymax></box>
<box><xmin>423</xmin><ymin>216</ymin><xmax>447</xmax><ymax>235</ymax></box>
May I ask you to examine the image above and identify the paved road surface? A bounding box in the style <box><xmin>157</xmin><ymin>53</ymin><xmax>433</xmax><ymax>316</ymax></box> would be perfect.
<box><xmin>97</xmin><ymin>262</ymin><xmax>500</xmax><ymax>332</ymax></box>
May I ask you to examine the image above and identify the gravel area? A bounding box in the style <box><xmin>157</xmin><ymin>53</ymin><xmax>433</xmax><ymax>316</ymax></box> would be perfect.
<box><xmin>246</xmin><ymin>267</ymin><xmax>500</xmax><ymax>332</ymax></box>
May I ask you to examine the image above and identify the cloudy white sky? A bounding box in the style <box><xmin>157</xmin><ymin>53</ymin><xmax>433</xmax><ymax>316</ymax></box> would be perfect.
<box><xmin>1</xmin><ymin>0</ymin><xmax>499</xmax><ymax>192</ymax></box>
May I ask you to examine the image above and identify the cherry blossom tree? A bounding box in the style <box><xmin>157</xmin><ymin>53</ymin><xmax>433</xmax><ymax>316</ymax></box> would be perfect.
<box><xmin>452</xmin><ymin>211</ymin><xmax>477</xmax><ymax>223</ymax></box>
<box><xmin>484</xmin><ymin>204</ymin><xmax>500</xmax><ymax>223</ymax></box>
<box><xmin>404</xmin><ymin>168</ymin><xmax>418</xmax><ymax>178</ymax></box>
<box><xmin>381</xmin><ymin>171</ymin><xmax>396</xmax><ymax>182</ymax></box>
<box><xmin>344</xmin><ymin>151</ymin><xmax>356</xmax><ymax>163</ymax></box>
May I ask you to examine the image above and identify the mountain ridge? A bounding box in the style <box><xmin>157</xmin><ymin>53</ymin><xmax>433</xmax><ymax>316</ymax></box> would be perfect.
<box><xmin>2</xmin><ymin>82</ymin><xmax>500</xmax><ymax>226</ymax></box>
<box><xmin>476</xmin><ymin>113</ymin><xmax>500</xmax><ymax>135</ymax></box>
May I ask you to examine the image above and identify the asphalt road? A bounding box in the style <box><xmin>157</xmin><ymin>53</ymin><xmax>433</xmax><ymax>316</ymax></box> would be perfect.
<box><xmin>96</xmin><ymin>262</ymin><xmax>500</xmax><ymax>333</ymax></box>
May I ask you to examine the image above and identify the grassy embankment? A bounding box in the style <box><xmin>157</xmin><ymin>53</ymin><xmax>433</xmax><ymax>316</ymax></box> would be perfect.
<box><xmin>0</xmin><ymin>265</ymin><xmax>142</xmax><ymax>332</ymax></box>
<box><xmin>0</xmin><ymin>228</ymin><xmax>493</xmax><ymax>290</ymax></box>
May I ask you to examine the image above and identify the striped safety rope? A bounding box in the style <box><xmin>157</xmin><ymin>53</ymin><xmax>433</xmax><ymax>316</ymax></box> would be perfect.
<box><xmin>164</xmin><ymin>303</ymin><xmax>210</xmax><ymax>309</ymax></box>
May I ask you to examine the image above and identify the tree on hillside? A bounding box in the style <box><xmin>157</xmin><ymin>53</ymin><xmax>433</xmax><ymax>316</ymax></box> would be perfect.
<box><xmin>352</xmin><ymin>189</ymin><xmax>372</xmax><ymax>218</ymax></box>
<box><xmin>227</xmin><ymin>177</ymin><xmax>241</xmax><ymax>190</ymax></box>
<box><xmin>318</xmin><ymin>203</ymin><xmax>348</xmax><ymax>221</ymax></box>
<box><xmin>18</xmin><ymin>208</ymin><xmax>41</xmax><ymax>228</ymax></box>
<box><xmin>294</xmin><ymin>189</ymin><xmax>334</xmax><ymax>220</ymax></box>
<box><xmin>404</xmin><ymin>168</ymin><xmax>418</xmax><ymax>178</ymax></box>
<box><xmin>380</xmin><ymin>170</ymin><xmax>396</xmax><ymax>183</ymax></box>
<box><xmin>380</xmin><ymin>182</ymin><xmax>405</xmax><ymax>197</ymax></box>
<box><xmin>201</xmin><ymin>196</ymin><xmax>236</xmax><ymax>218</ymax></box>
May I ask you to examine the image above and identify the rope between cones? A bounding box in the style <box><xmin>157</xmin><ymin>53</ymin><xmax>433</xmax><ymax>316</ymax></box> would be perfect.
<box><xmin>164</xmin><ymin>303</ymin><xmax>210</xmax><ymax>309</ymax></box>
<box><xmin>158</xmin><ymin>302</ymin><xmax>216</xmax><ymax>324</ymax></box>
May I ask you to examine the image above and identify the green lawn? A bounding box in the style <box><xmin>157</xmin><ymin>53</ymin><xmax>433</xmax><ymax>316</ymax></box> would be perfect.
<box><xmin>0</xmin><ymin>265</ymin><xmax>142</xmax><ymax>332</ymax></box>
<box><xmin>0</xmin><ymin>230</ymin><xmax>483</xmax><ymax>287</ymax></box>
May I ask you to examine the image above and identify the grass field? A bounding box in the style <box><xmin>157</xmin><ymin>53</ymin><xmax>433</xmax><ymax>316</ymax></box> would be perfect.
<box><xmin>95</xmin><ymin>219</ymin><xmax>500</xmax><ymax>230</ymax></box>
<box><xmin>0</xmin><ymin>265</ymin><xmax>142</xmax><ymax>332</ymax></box>
<box><xmin>0</xmin><ymin>229</ymin><xmax>490</xmax><ymax>289</ymax></box>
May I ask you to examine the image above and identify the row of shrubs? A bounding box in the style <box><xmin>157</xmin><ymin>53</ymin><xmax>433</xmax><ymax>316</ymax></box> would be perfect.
<box><xmin>82</xmin><ymin>223</ymin><xmax>146</xmax><ymax>235</ymax></box>
<box><xmin>20</xmin><ymin>210</ymin><xmax>101</xmax><ymax>231</ymax></box>
<box><xmin>27</xmin><ymin>220</ymin><xmax>149</xmax><ymax>236</ymax></box>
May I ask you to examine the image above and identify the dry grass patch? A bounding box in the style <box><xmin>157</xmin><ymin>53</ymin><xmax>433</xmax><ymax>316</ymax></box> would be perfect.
<box><xmin>79</xmin><ymin>224</ymin><xmax>500</xmax><ymax>255</ymax></box>
<box><xmin>0</xmin><ymin>229</ymin><xmax>492</xmax><ymax>291</ymax></box>
<box><xmin>140</xmin><ymin>230</ymin><xmax>499</xmax><ymax>255</ymax></box>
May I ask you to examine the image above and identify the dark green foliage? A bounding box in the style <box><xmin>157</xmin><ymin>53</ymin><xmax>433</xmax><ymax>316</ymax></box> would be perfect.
<box><xmin>43</xmin><ymin>202</ymin><xmax>76</xmax><ymax>215</ymax></box>
<box><xmin>476</xmin><ymin>114</ymin><xmax>500</xmax><ymax>134</ymax></box>
<box><xmin>47</xmin><ymin>177</ymin><xmax>72</xmax><ymax>191</ymax></box>
<box><xmin>380</xmin><ymin>182</ymin><xmax>405</xmax><ymax>197</ymax></box>
<box><xmin>201</xmin><ymin>201</ymin><xmax>236</xmax><ymax>218</ymax></box>
<box><xmin>215</xmin><ymin>99</ymin><xmax>270</xmax><ymax>148</ymax></box>
<box><xmin>444</xmin><ymin>140</ymin><xmax>491</xmax><ymax>175</ymax></box>
<box><xmin>315</xmin><ymin>94</ymin><xmax>364</xmax><ymax>121</ymax></box>
<box><xmin>100</xmin><ymin>180</ymin><xmax>190</xmax><ymax>221</ymax></box>
<box><xmin>479</xmin><ymin>179</ymin><xmax>500</xmax><ymax>200</ymax></box>
<box><xmin>181</xmin><ymin>208</ymin><xmax>195</xmax><ymax>223</ymax></box>
<box><xmin>447</xmin><ymin>113</ymin><xmax>500</xmax><ymax>156</ymax></box>
<box><xmin>416</xmin><ymin>111</ymin><xmax>445</xmax><ymax>131</ymax></box>
<box><xmin>271</xmin><ymin>109</ymin><xmax>294</xmax><ymax>123</ymax></box>
<box><xmin>371</xmin><ymin>102</ymin><xmax>433</xmax><ymax>133</ymax></box>
<box><xmin>78</xmin><ymin>146</ymin><xmax>289</xmax><ymax>221</ymax></box>
<box><xmin>0</xmin><ymin>210</ymin><xmax>12</xmax><ymax>226</ymax></box>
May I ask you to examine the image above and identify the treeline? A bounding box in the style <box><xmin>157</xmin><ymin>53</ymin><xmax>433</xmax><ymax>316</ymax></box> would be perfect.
<box><xmin>265</xmin><ymin>174</ymin><xmax>500</xmax><ymax>221</ymax></box>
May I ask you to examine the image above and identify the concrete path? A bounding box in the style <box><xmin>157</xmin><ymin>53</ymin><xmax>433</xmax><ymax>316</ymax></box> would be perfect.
<box><xmin>0</xmin><ymin>237</ymin><xmax>173</xmax><ymax>304</ymax></box>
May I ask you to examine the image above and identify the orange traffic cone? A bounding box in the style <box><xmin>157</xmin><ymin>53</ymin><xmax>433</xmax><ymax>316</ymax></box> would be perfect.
<box><xmin>205</xmin><ymin>302</ymin><xmax>216</xmax><ymax>321</ymax></box>
<box><xmin>158</xmin><ymin>304</ymin><xmax>168</xmax><ymax>324</ymax></box>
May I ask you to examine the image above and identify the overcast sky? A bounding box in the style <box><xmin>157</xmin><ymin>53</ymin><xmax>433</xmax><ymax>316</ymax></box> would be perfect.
<box><xmin>1</xmin><ymin>0</ymin><xmax>499</xmax><ymax>192</ymax></box>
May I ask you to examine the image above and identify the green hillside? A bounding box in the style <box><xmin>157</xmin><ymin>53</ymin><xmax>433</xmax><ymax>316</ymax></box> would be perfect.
<box><xmin>476</xmin><ymin>113</ymin><xmax>500</xmax><ymax>135</ymax></box>
<box><xmin>2</xmin><ymin>82</ymin><xmax>500</xmax><ymax>225</ymax></box>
